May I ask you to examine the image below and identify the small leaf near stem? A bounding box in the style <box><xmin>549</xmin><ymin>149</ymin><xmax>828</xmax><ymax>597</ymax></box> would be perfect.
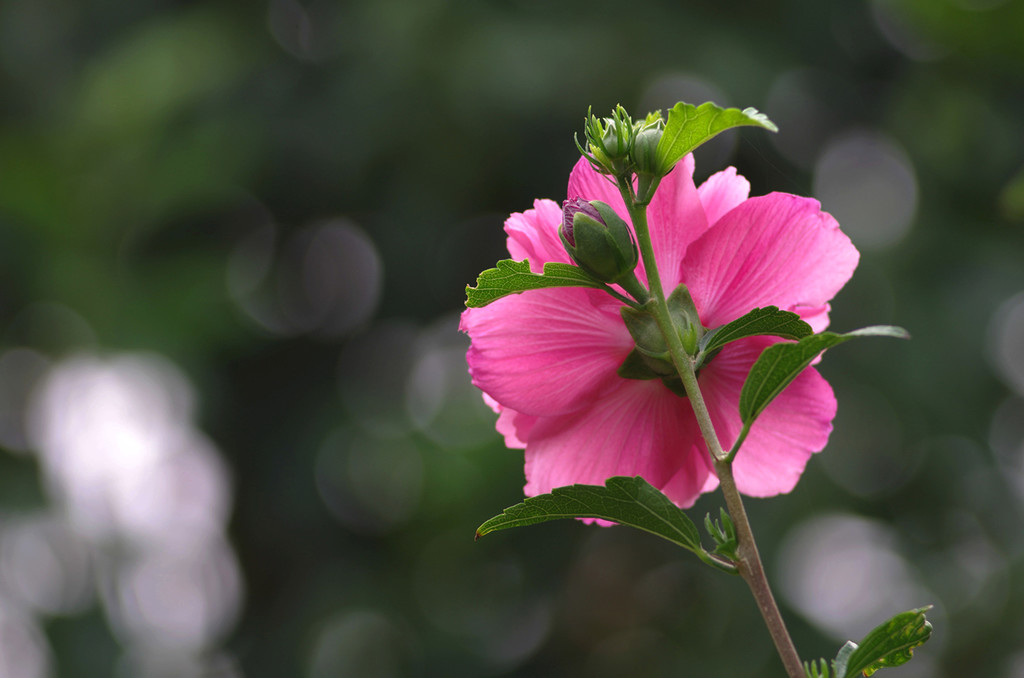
<box><xmin>704</xmin><ymin>507</ymin><xmax>738</xmax><ymax>561</ymax></box>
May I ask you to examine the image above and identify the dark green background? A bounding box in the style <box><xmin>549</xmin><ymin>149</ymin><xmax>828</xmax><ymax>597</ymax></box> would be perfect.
<box><xmin>1</xmin><ymin>0</ymin><xmax>1023</xmax><ymax>676</ymax></box>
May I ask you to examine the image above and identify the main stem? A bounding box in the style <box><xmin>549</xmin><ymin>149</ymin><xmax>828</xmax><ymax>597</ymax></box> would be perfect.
<box><xmin>621</xmin><ymin>183</ymin><xmax>806</xmax><ymax>678</ymax></box>
<box><xmin>715</xmin><ymin>461</ymin><xmax>805</xmax><ymax>678</ymax></box>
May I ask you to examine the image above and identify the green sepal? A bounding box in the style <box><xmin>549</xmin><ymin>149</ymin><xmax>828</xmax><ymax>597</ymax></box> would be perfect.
<box><xmin>666</xmin><ymin>284</ymin><xmax>704</xmax><ymax>351</ymax></box>
<box><xmin>660</xmin><ymin>375</ymin><xmax>688</xmax><ymax>398</ymax></box>
<box><xmin>617</xmin><ymin>348</ymin><xmax>661</xmax><ymax>380</ymax></box>
<box><xmin>620</xmin><ymin>305</ymin><xmax>670</xmax><ymax>361</ymax></box>
<box><xmin>617</xmin><ymin>285</ymin><xmax>704</xmax><ymax>395</ymax></box>
<box><xmin>619</xmin><ymin>285</ymin><xmax>702</xmax><ymax>357</ymax></box>
<box><xmin>834</xmin><ymin>607</ymin><xmax>933</xmax><ymax>678</ymax></box>
<box><xmin>656</xmin><ymin>101</ymin><xmax>778</xmax><ymax>175</ymax></box>
<box><xmin>619</xmin><ymin>285</ymin><xmax>702</xmax><ymax>373</ymax></box>
<box><xmin>615</xmin><ymin>345</ymin><xmax>689</xmax><ymax>398</ymax></box>
<box><xmin>465</xmin><ymin>259</ymin><xmax>604</xmax><ymax>307</ymax></box>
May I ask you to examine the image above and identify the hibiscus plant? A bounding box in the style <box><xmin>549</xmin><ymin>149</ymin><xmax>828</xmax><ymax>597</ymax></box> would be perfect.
<box><xmin>462</xmin><ymin>102</ymin><xmax>930</xmax><ymax>678</ymax></box>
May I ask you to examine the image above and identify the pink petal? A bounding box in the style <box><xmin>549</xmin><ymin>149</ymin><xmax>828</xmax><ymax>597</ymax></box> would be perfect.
<box><xmin>460</xmin><ymin>287</ymin><xmax>633</xmax><ymax>417</ymax></box>
<box><xmin>681</xmin><ymin>193</ymin><xmax>859</xmax><ymax>329</ymax></box>
<box><xmin>505</xmin><ymin>199</ymin><xmax>570</xmax><ymax>273</ymax></box>
<box><xmin>645</xmin><ymin>154</ymin><xmax>709</xmax><ymax>291</ymax></box>
<box><xmin>698</xmin><ymin>337</ymin><xmax>836</xmax><ymax>497</ymax></box>
<box><xmin>791</xmin><ymin>303</ymin><xmax>832</xmax><ymax>334</ymax></box>
<box><xmin>523</xmin><ymin>380</ymin><xmax>713</xmax><ymax>508</ymax></box>
<box><xmin>566</xmin><ymin>157</ymin><xmax>628</xmax><ymax>214</ymax></box>
<box><xmin>697</xmin><ymin>166</ymin><xmax>750</xmax><ymax>227</ymax></box>
<box><xmin>731</xmin><ymin>368</ymin><xmax>835</xmax><ymax>496</ymax></box>
<box><xmin>482</xmin><ymin>394</ymin><xmax>535</xmax><ymax>449</ymax></box>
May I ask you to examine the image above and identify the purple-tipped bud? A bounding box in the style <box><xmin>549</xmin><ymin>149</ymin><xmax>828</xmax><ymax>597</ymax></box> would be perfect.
<box><xmin>561</xmin><ymin>198</ymin><xmax>603</xmax><ymax>247</ymax></box>
<box><xmin>558</xmin><ymin>198</ymin><xmax>639</xmax><ymax>284</ymax></box>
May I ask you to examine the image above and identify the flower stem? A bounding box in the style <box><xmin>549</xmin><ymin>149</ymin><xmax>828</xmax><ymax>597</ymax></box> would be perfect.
<box><xmin>620</xmin><ymin>180</ymin><xmax>805</xmax><ymax>678</ymax></box>
<box><xmin>617</xmin><ymin>184</ymin><xmax>669</xmax><ymax>308</ymax></box>
<box><xmin>715</xmin><ymin>462</ymin><xmax>806</xmax><ymax>678</ymax></box>
<box><xmin>666</xmin><ymin>324</ymin><xmax>804</xmax><ymax>678</ymax></box>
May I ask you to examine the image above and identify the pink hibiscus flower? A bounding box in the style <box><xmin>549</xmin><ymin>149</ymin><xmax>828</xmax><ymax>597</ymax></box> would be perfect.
<box><xmin>460</xmin><ymin>155</ymin><xmax>859</xmax><ymax>508</ymax></box>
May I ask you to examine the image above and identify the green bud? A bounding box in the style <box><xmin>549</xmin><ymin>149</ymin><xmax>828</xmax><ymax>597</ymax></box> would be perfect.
<box><xmin>631</xmin><ymin>126</ymin><xmax>665</xmax><ymax>177</ymax></box>
<box><xmin>560</xmin><ymin>199</ymin><xmax>639</xmax><ymax>284</ymax></box>
<box><xmin>577</xmin><ymin>105</ymin><xmax>635</xmax><ymax>177</ymax></box>
<box><xmin>601</xmin><ymin>113</ymin><xmax>633</xmax><ymax>159</ymax></box>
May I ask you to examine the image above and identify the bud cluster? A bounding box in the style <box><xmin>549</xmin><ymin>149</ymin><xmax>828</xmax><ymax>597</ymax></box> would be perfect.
<box><xmin>577</xmin><ymin>106</ymin><xmax>666</xmax><ymax>183</ymax></box>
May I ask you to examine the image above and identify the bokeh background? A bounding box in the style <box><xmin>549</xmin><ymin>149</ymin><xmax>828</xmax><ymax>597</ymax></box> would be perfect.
<box><xmin>1</xmin><ymin>0</ymin><xmax>1023</xmax><ymax>676</ymax></box>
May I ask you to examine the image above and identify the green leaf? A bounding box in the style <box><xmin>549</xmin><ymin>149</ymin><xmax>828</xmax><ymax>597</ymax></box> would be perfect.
<box><xmin>656</xmin><ymin>102</ymin><xmax>778</xmax><ymax>173</ymax></box>
<box><xmin>835</xmin><ymin>607</ymin><xmax>933</xmax><ymax>677</ymax></box>
<box><xmin>465</xmin><ymin>259</ymin><xmax>603</xmax><ymax>307</ymax></box>
<box><xmin>722</xmin><ymin>325</ymin><xmax>908</xmax><ymax>462</ymax></box>
<box><xmin>739</xmin><ymin>326</ymin><xmax>909</xmax><ymax>426</ymax></box>
<box><xmin>697</xmin><ymin>306</ymin><xmax>813</xmax><ymax>365</ymax></box>
<box><xmin>476</xmin><ymin>476</ymin><xmax>702</xmax><ymax>553</ymax></box>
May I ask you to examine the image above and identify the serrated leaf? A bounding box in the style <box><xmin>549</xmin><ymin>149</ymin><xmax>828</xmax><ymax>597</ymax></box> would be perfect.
<box><xmin>739</xmin><ymin>325</ymin><xmax>909</xmax><ymax>426</ymax></box>
<box><xmin>698</xmin><ymin>306</ymin><xmax>813</xmax><ymax>363</ymax></box>
<box><xmin>476</xmin><ymin>476</ymin><xmax>702</xmax><ymax>553</ymax></box>
<box><xmin>656</xmin><ymin>102</ymin><xmax>778</xmax><ymax>173</ymax></box>
<box><xmin>837</xmin><ymin>607</ymin><xmax>932</xmax><ymax>677</ymax></box>
<box><xmin>465</xmin><ymin>259</ymin><xmax>603</xmax><ymax>307</ymax></box>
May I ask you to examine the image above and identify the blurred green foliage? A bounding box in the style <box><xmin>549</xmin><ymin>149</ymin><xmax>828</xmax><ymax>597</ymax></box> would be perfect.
<box><xmin>1</xmin><ymin>0</ymin><xmax>1023</xmax><ymax>677</ymax></box>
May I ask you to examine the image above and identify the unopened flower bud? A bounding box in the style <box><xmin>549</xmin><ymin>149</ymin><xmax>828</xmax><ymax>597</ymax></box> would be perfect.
<box><xmin>560</xmin><ymin>198</ymin><xmax>602</xmax><ymax>248</ymax></box>
<box><xmin>560</xmin><ymin>199</ymin><xmax>639</xmax><ymax>284</ymax></box>
<box><xmin>631</xmin><ymin>127</ymin><xmax>664</xmax><ymax>177</ymax></box>
<box><xmin>579</xmin><ymin>105</ymin><xmax>635</xmax><ymax>176</ymax></box>
<box><xmin>597</xmin><ymin>122</ymin><xmax>631</xmax><ymax>162</ymax></box>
